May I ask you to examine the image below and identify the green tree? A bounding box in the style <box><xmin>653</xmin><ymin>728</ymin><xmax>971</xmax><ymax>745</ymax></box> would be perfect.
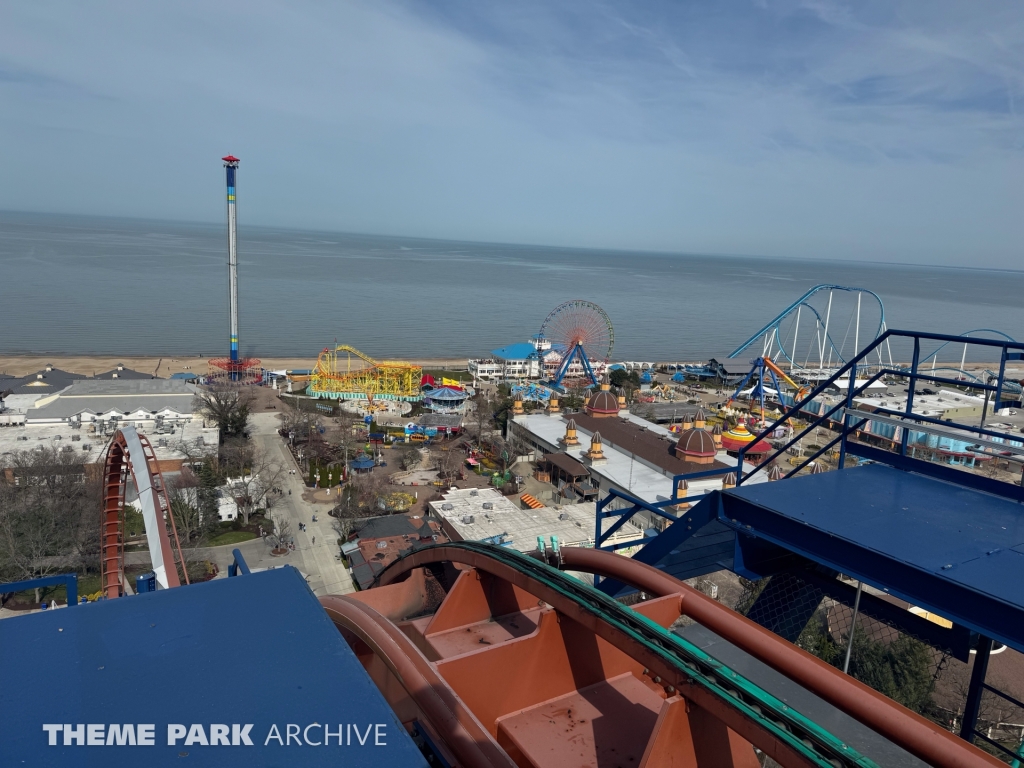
<box><xmin>609</xmin><ymin>368</ymin><xmax>641</xmax><ymax>390</ymax></box>
<box><xmin>846</xmin><ymin>628</ymin><xmax>934</xmax><ymax>713</ymax></box>
<box><xmin>197</xmin><ymin>461</ymin><xmax>221</xmax><ymax>523</ymax></box>
<box><xmin>562</xmin><ymin>383</ymin><xmax>587</xmax><ymax>410</ymax></box>
<box><xmin>795</xmin><ymin>610</ymin><xmax>841</xmax><ymax>666</ymax></box>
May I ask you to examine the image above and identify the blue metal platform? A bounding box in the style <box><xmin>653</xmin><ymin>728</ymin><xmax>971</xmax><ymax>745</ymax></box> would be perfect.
<box><xmin>721</xmin><ymin>463</ymin><xmax>1024</xmax><ymax>653</ymax></box>
<box><xmin>0</xmin><ymin>567</ymin><xmax>427</xmax><ymax>768</ymax></box>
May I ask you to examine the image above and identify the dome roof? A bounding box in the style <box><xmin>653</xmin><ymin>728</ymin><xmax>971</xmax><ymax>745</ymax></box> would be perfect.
<box><xmin>809</xmin><ymin>461</ymin><xmax>827</xmax><ymax>474</ymax></box>
<box><xmin>693</xmin><ymin>407</ymin><xmax>707</xmax><ymax>422</ymax></box>
<box><xmin>712</xmin><ymin>423</ymin><xmax>723</xmax><ymax>435</ymax></box>
<box><xmin>590</xmin><ymin>430</ymin><xmax>603</xmax><ymax>443</ymax></box>
<box><xmin>585</xmin><ymin>389</ymin><xmax>620</xmax><ymax>414</ymax></box>
<box><xmin>766</xmin><ymin>464</ymin><xmax>784</xmax><ymax>481</ymax></box>
<box><xmin>676</xmin><ymin>428</ymin><xmax>717</xmax><ymax>458</ymax></box>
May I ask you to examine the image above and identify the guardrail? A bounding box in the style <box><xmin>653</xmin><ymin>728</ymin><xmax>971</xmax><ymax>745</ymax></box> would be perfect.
<box><xmin>595</xmin><ymin>329</ymin><xmax>1024</xmax><ymax>551</ymax></box>
<box><xmin>735</xmin><ymin>330</ymin><xmax>1024</xmax><ymax>493</ymax></box>
<box><xmin>0</xmin><ymin>573</ymin><xmax>79</xmax><ymax>607</ymax></box>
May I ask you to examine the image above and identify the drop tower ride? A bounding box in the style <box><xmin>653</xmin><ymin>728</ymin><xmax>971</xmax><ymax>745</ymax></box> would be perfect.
<box><xmin>224</xmin><ymin>155</ymin><xmax>240</xmax><ymax>366</ymax></box>
<box><xmin>209</xmin><ymin>155</ymin><xmax>261</xmax><ymax>382</ymax></box>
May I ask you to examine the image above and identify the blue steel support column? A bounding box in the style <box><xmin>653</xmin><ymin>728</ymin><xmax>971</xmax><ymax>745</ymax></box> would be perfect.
<box><xmin>837</xmin><ymin>359</ymin><xmax>857</xmax><ymax>471</ymax></box>
<box><xmin>223</xmin><ymin>156</ymin><xmax>240</xmax><ymax>373</ymax></box>
<box><xmin>960</xmin><ymin>635</ymin><xmax>993</xmax><ymax>742</ymax></box>
<box><xmin>900</xmin><ymin>337</ymin><xmax>920</xmax><ymax>456</ymax></box>
<box><xmin>994</xmin><ymin>347</ymin><xmax>1008</xmax><ymax>414</ymax></box>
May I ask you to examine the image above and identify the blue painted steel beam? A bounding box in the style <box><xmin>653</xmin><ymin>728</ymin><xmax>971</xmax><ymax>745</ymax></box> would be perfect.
<box><xmin>552</xmin><ymin>341</ymin><xmax>598</xmax><ymax>388</ymax></box>
<box><xmin>0</xmin><ymin>573</ymin><xmax>78</xmax><ymax>606</ymax></box>
<box><xmin>228</xmin><ymin>548</ymin><xmax>251</xmax><ymax>577</ymax></box>
<box><xmin>846</xmin><ymin>442</ymin><xmax>1024</xmax><ymax>503</ymax></box>
<box><xmin>733</xmin><ymin>330</ymin><xmax>1024</xmax><ymax>486</ymax></box>
<box><xmin>718</xmin><ymin>482</ymin><xmax>1024</xmax><ymax>654</ymax></box>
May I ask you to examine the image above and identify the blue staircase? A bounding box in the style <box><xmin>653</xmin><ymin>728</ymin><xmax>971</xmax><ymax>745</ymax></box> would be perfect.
<box><xmin>593</xmin><ymin>330</ymin><xmax>1024</xmax><ymax>751</ymax></box>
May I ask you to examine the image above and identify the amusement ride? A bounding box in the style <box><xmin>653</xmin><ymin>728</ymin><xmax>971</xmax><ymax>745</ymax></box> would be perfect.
<box><xmin>309</xmin><ymin>344</ymin><xmax>424</xmax><ymax>404</ymax></box>
<box><xmin>729</xmin><ymin>284</ymin><xmax>892</xmax><ymax>376</ymax></box>
<box><xmin>539</xmin><ymin>299</ymin><xmax>615</xmax><ymax>389</ymax></box>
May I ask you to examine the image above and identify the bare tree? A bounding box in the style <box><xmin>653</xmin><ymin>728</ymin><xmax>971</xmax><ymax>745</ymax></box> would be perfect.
<box><xmin>167</xmin><ymin>467</ymin><xmax>220</xmax><ymax>545</ymax></box>
<box><xmin>350</xmin><ymin>471</ymin><xmax>392</xmax><ymax>513</ymax></box>
<box><xmin>219</xmin><ymin>440</ymin><xmax>284</xmax><ymax>525</ymax></box>
<box><xmin>940</xmin><ymin>657</ymin><xmax>1024</xmax><ymax>734</ymax></box>
<box><xmin>193</xmin><ymin>385</ymin><xmax>255</xmax><ymax>439</ymax></box>
<box><xmin>472</xmin><ymin>392</ymin><xmax>496</xmax><ymax>443</ymax></box>
<box><xmin>399</xmin><ymin>447</ymin><xmax>423</xmax><ymax>471</ymax></box>
<box><xmin>436</xmin><ymin>447</ymin><xmax>464</xmax><ymax>484</ymax></box>
<box><xmin>280</xmin><ymin>405</ymin><xmax>318</xmax><ymax>443</ymax></box>
<box><xmin>488</xmin><ymin>435</ymin><xmax>514</xmax><ymax>474</ymax></box>
<box><xmin>265</xmin><ymin>516</ymin><xmax>292</xmax><ymax>552</ymax></box>
<box><xmin>0</xmin><ymin>447</ymin><xmax>100</xmax><ymax>595</ymax></box>
<box><xmin>326</xmin><ymin>411</ymin><xmax>358</xmax><ymax>471</ymax></box>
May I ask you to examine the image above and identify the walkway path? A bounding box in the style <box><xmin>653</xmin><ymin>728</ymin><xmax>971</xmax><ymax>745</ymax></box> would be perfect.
<box><xmin>247</xmin><ymin>412</ymin><xmax>355</xmax><ymax>596</ymax></box>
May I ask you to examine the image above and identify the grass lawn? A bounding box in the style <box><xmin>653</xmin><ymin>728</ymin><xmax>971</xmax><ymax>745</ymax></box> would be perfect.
<box><xmin>206</xmin><ymin>530</ymin><xmax>258</xmax><ymax>547</ymax></box>
<box><xmin>6</xmin><ymin>572</ymin><xmax>103</xmax><ymax>606</ymax></box>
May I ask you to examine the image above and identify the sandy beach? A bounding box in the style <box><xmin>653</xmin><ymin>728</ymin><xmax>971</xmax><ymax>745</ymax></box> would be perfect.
<box><xmin>1</xmin><ymin>353</ymin><xmax>1010</xmax><ymax>381</ymax></box>
<box><xmin>0</xmin><ymin>354</ymin><xmax>472</xmax><ymax>378</ymax></box>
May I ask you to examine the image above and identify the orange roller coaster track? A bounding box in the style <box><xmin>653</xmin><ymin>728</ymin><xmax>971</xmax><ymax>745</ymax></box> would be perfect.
<box><xmin>321</xmin><ymin>542</ymin><xmax>999</xmax><ymax>768</ymax></box>
<box><xmin>101</xmin><ymin>427</ymin><xmax>188</xmax><ymax>598</ymax></box>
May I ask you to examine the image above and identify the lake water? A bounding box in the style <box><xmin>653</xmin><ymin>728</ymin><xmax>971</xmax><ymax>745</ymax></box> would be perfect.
<box><xmin>0</xmin><ymin>210</ymin><xmax>1021</xmax><ymax>364</ymax></box>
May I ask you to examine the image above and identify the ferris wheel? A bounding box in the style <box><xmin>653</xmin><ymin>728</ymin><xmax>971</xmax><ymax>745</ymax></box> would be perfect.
<box><xmin>540</xmin><ymin>300</ymin><xmax>615</xmax><ymax>362</ymax></box>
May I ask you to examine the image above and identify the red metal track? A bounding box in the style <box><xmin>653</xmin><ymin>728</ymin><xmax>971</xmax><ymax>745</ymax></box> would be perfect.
<box><xmin>321</xmin><ymin>545</ymin><xmax>1001</xmax><ymax>768</ymax></box>
<box><xmin>100</xmin><ymin>430</ymin><xmax>188</xmax><ymax>598</ymax></box>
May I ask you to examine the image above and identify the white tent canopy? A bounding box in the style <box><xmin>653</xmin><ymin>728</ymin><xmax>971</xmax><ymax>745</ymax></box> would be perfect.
<box><xmin>832</xmin><ymin>379</ymin><xmax>888</xmax><ymax>391</ymax></box>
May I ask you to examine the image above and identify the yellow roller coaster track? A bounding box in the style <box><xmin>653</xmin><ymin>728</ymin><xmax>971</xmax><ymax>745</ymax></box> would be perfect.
<box><xmin>309</xmin><ymin>345</ymin><xmax>423</xmax><ymax>401</ymax></box>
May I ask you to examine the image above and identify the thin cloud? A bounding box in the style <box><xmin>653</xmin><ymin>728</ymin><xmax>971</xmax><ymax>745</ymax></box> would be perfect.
<box><xmin>0</xmin><ymin>0</ymin><xmax>1021</xmax><ymax>267</ymax></box>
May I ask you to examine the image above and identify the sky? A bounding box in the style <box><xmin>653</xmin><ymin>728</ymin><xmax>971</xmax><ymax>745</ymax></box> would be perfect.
<box><xmin>1</xmin><ymin>0</ymin><xmax>1023</xmax><ymax>267</ymax></box>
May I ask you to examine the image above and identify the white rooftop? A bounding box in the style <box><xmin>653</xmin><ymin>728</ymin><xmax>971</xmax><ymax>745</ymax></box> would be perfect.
<box><xmin>427</xmin><ymin>487</ymin><xmax>641</xmax><ymax>552</ymax></box>
<box><xmin>854</xmin><ymin>388</ymin><xmax>989</xmax><ymax>419</ymax></box>
<box><xmin>0</xmin><ymin>419</ymin><xmax>219</xmax><ymax>468</ymax></box>
<box><xmin>512</xmin><ymin>413</ymin><xmax>767</xmax><ymax>507</ymax></box>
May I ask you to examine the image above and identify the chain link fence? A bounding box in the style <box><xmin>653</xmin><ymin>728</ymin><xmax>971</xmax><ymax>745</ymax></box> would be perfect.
<box><xmin>731</xmin><ymin>572</ymin><xmax>1024</xmax><ymax>764</ymax></box>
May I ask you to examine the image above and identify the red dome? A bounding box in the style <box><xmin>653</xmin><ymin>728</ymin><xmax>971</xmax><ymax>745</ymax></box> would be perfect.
<box><xmin>675</xmin><ymin>428</ymin><xmax>717</xmax><ymax>458</ymax></box>
<box><xmin>585</xmin><ymin>389</ymin><xmax>620</xmax><ymax>415</ymax></box>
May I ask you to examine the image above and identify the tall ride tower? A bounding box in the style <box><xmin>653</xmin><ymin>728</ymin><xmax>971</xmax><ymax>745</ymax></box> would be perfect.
<box><xmin>209</xmin><ymin>155</ymin><xmax>261</xmax><ymax>383</ymax></box>
<box><xmin>224</xmin><ymin>155</ymin><xmax>240</xmax><ymax>365</ymax></box>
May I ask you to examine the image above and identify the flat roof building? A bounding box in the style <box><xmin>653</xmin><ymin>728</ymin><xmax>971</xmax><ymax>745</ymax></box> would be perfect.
<box><xmin>25</xmin><ymin>379</ymin><xmax>197</xmax><ymax>424</ymax></box>
<box><xmin>426</xmin><ymin>487</ymin><xmax>641</xmax><ymax>552</ymax></box>
<box><xmin>508</xmin><ymin>411</ymin><xmax>768</xmax><ymax>531</ymax></box>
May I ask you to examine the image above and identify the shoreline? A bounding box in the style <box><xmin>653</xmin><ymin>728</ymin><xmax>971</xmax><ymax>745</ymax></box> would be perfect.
<box><xmin>0</xmin><ymin>354</ymin><xmax>473</xmax><ymax>378</ymax></box>
<box><xmin>0</xmin><ymin>353</ymin><xmax>1008</xmax><ymax>380</ymax></box>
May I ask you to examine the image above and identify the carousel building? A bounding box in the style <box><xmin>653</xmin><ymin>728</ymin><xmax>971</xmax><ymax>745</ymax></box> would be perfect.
<box><xmin>422</xmin><ymin>385</ymin><xmax>469</xmax><ymax>414</ymax></box>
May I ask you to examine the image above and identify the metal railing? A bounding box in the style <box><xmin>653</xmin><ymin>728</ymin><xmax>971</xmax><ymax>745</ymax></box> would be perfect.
<box><xmin>0</xmin><ymin>573</ymin><xmax>79</xmax><ymax>607</ymax></box>
<box><xmin>734</xmin><ymin>330</ymin><xmax>1024</xmax><ymax>493</ymax></box>
<box><xmin>594</xmin><ymin>330</ymin><xmax>1024</xmax><ymax>552</ymax></box>
<box><xmin>966</xmin><ymin>681</ymin><xmax>1024</xmax><ymax>762</ymax></box>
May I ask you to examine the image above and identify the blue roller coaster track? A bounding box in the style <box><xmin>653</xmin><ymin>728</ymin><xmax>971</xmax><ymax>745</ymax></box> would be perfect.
<box><xmin>729</xmin><ymin>285</ymin><xmax>891</xmax><ymax>369</ymax></box>
<box><xmin>895</xmin><ymin>329</ymin><xmax>1022</xmax><ymax>394</ymax></box>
